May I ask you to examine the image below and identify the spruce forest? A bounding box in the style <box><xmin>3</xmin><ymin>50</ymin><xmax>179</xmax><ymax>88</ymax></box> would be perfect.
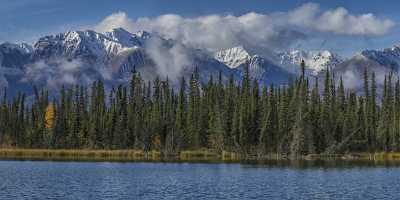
<box><xmin>1</xmin><ymin>61</ymin><xmax>400</xmax><ymax>157</ymax></box>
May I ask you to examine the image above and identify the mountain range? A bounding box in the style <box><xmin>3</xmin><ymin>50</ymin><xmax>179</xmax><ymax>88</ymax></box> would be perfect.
<box><xmin>0</xmin><ymin>28</ymin><xmax>399</xmax><ymax>95</ymax></box>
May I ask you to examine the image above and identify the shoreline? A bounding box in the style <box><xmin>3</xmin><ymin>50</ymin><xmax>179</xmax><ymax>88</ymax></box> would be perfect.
<box><xmin>1</xmin><ymin>149</ymin><xmax>400</xmax><ymax>163</ymax></box>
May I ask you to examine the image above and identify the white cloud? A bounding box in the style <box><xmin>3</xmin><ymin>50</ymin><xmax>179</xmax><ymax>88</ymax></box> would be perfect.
<box><xmin>95</xmin><ymin>11</ymin><xmax>303</xmax><ymax>51</ymax></box>
<box><xmin>0</xmin><ymin>67</ymin><xmax>23</xmax><ymax>88</ymax></box>
<box><xmin>144</xmin><ymin>37</ymin><xmax>192</xmax><ymax>80</ymax></box>
<box><xmin>22</xmin><ymin>59</ymin><xmax>100</xmax><ymax>89</ymax></box>
<box><xmin>95</xmin><ymin>12</ymin><xmax>134</xmax><ymax>33</ymax></box>
<box><xmin>94</xmin><ymin>3</ymin><xmax>395</xmax><ymax>52</ymax></box>
<box><xmin>342</xmin><ymin>70</ymin><xmax>361</xmax><ymax>89</ymax></box>
<box><xmin>288</xmin><ymin>3</ymin><xmax>395</xmax><ymax>36</ymax></box>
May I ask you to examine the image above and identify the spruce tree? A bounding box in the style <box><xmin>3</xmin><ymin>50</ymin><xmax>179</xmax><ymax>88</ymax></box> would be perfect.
<box><xmin>175</xmin><ymin>77</ymin><xmax>187</xmax><ymax>150</ymax></box>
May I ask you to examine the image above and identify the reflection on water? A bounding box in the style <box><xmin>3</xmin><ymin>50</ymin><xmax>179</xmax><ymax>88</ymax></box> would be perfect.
<box><xmin>0</xmin><ymin>160</ymin><xmax>400</xmax><ymax>200</ymax></box>
<box><xmin>242</xmin><ymin>159</ymin><xmax>400</xmax><ymax>169</ymax></box>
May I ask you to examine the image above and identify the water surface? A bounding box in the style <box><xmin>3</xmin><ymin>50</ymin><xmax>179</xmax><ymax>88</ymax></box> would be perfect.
<box><xmin>0</xmin><ymin>160</ymin><xmax>399</xmax><ymax>199</ymax></box>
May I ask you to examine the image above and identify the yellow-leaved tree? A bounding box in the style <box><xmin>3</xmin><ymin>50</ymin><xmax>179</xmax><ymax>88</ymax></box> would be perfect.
<box><xmin>45</xmin><ymin>104</ymin><xmax>55</xmax><ymax>130</ymax></box>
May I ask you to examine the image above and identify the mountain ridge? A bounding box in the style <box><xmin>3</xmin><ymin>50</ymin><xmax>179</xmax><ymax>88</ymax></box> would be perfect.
<box><xmin>0</xmin><ymin>28</ymin><xmax>399</xmax><ymax>95</ymax></box>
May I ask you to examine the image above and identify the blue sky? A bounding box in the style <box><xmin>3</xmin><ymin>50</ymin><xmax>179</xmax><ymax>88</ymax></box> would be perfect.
<box><xmin>1</xmin><ymin>0</ymin><xmax>400</xmax><ymax>57</ymax></box>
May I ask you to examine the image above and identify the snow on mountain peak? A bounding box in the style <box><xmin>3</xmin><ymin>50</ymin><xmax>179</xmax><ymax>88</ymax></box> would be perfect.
<box><xmin>214</xmin><ymin>46</ymin><xmax>251</xmax><ymax>68</ymax></box>
<box><xmin>360</xmin><ymin>45</ymin><xmax>400</xmax><ymax>70</ymax></box>
<box><xmin>20</xmin><ymin>43</ymin><xmax>33</xmax><ymax>54</ymax></box>
<box><xmin>277</xmin><ymin>50</ymin><xmax>342</xmax><ymax>75</ymax></box>
<box><xmin>135</xmin><ymin>30</ymin><xmax>151</xmax><ymax>40</ymax></box>
<box><xmin>215</xmin><ymin>46</ymin><xmax>342</xmax><ymax>77</ymax></box>
<box><xmin>104</xmin><ymin>28</ymin><xmax>135</xmax><ymax>46</ymax></box>
<box><xmin>1</xmin><ymin>27</ymin><xmax>399</xmax><ymax>95</ymax></box>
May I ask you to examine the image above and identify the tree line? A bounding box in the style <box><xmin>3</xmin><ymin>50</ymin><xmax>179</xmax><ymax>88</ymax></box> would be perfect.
<box><xmin>0</xmin><ymin>62</ymin><xmax>399</xmax><ymax>157</ymax></box>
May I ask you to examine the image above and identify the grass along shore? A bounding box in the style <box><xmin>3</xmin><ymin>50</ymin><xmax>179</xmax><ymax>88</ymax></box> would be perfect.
<box><xmin>0</xmin><ymin>149</ymin><xmax>240</xmax><ymax>162</ymax></box>
<box><xmin>2</xmin><ymin>149</ymin><xmax>400</xmax><ymax>162</ymax></box>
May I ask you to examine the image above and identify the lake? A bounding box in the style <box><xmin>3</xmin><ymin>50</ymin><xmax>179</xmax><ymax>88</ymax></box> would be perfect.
<box><xmin>1</xmin><ymin>160</ymin><xmax>400</xmax><ymax>199</ymax></box>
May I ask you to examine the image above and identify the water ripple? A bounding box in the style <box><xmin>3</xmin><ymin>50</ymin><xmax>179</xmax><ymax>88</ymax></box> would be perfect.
<box><xmin>0</xmin><ymin>161</ymin><xmax>400</xmax><ymax>200</ymax></box>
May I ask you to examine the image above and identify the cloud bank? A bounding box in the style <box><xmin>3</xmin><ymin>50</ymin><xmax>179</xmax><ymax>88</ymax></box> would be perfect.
<box><xmin>22</xmin><ymin>59</ymin><xmax>114</xmax><ymax>89</ymax></box>
<box><xmin>287</xmin><ymin>3</ymin><xmax>394</xmax><ymax>36</ymax></box>
<box><xmin>95</xmin><ymin>3</ymin><xmax>395</xmax><ymax>52</ymax></box>
<box><xmin>144</xmin><ymin>37</ymin><xmax>192</xmax><ymax>80</ymax></box>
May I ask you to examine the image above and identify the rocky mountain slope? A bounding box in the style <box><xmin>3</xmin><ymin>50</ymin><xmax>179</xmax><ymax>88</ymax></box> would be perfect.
<box><xmin>276</xmin><ymin>50</ymin><xmax>342</xmax><ymax>75</ymax></box>
<box><xmin>0</xmin><ymin>28</ymin><xmax>399</xmax><ymax>95</ymax></box>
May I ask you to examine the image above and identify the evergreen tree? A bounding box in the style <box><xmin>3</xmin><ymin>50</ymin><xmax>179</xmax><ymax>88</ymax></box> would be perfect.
<box><xmin>259</xmin><ymin>84</ymin><xmax>278</xmax><ymax>154</ymax></box>
<box><xmin>175</xmin><ymin>77</ymin><xmax>187</xmax><ymax>150</ymax></box>
<box><xmin>0</xmin><ymin>61</ymin><xmax>400</xmax><ymax>157</ymax></box>
<box><xmin>187</xmin><ymin>69</ymin><xmax>201</xmax><ymax>148</ymax></box>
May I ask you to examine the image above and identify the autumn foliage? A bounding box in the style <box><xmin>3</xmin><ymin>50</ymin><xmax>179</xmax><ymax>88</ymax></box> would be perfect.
<box><xmin>45</xmin><ymin>104</ymin><xmax>55</xmax><ymax>130</ymax></box>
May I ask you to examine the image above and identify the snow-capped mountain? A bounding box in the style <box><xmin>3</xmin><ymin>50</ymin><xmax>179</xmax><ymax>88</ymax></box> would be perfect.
<box><xmin>337</xmin><ymin>45</ymin><xmax>400</xmax><ymax>77</ymax></box>
<box><xmin>330</xmin><ymin>46</ymin><xmax>400</xmax><ymax>90</ymax></box>
<box><xmin>215</xmin><ymin>46</ymin><xmax>343</xmax><ymax>79</ymax></box>
<box><xmin>31</xmin><ymin>28</ymin><xmax>161</xmax><ymax>64</ymax></box>
<box><xmin>215</xmin><ymin>46</ymin><xmax>292</xmax><ymax>83</ymax></box>
<box><xmin>0</xmin><ymin>28</ymin><xmax>243</xmax><ymax>93</ymax></box>
<box><xmin>26</xmin><ymin>29</ymin><xmax>160</xmax><ymax>89</ymax></box>
<box><xmin>0</xmin><ymin>27</ymin><xmax>399</xmax><ymax>95</ymax></box>
<box><xmin>360</xmin><ymin>45</ymin><xmax>400</xmax><ymax>71</ymax></box>
<box><xmin>214</xmin><ymin>46</ymin><xmax>251</xmax><ymax>69</ymax></box>
<box><xmin>0</xmin><ymin>43</ymin><xmax>32</xmax><ymax>69</ymax></box>
<box><xmin>276</xmin><ymin>50</ymin><xmax>342</xmax><ymax>75</ymax></box>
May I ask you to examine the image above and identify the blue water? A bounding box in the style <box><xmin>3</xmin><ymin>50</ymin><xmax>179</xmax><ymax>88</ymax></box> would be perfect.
<box><xmin>0</xmin><ymin>160</ymin><xmax>400</xmax><ymax>199</ymax></box>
